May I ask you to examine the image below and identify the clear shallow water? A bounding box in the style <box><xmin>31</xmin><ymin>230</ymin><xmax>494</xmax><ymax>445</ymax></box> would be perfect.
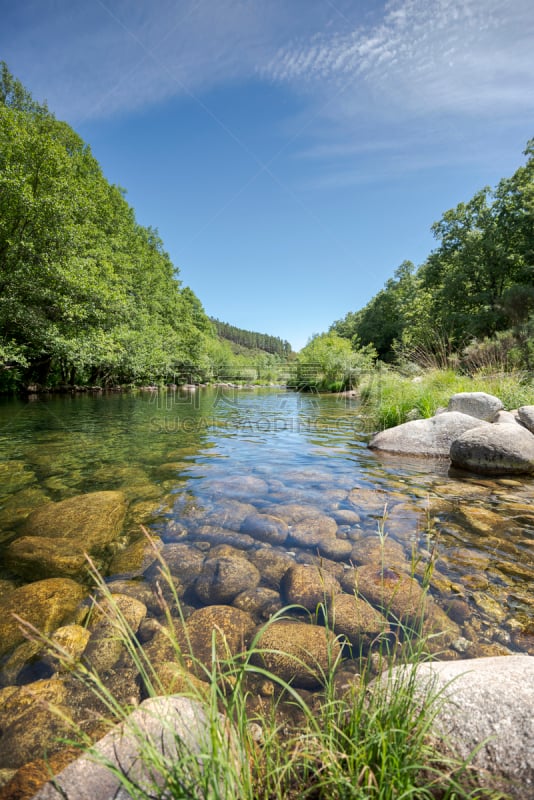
<box><xmin>1</xmin><ymin>388</ymin><xmax>533</xmax><ymax>655</ymax></box>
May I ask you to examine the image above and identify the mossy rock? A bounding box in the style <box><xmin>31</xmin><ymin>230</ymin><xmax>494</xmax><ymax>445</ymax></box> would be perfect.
<box><xmin>280</xmin><ymin>564</ymin><xmax>341</xmax><ymax>611</ymax></box>
<box><xmin>0</xmin><ymin>578</ymin><xmax>86</xmax><ymax>657</ymax></box>
<box><xmin>21</xmin><ymin>491</ymin><xmax>127</xmax><ymax>552</ymax></box>
<box><xmin>4</xmin><ymin>536</ymin><xmax>93</xmax><ymax>581</ymax></box>
<box><xmin>254</xmin><ymin>621</ymin><xmax>341</xmax><ymax>689</ymax></box>
<box><xmin>177</xmin><ymin>605</ymin><xmax>256</xmax><ymax>676</ymax></box>
<box><xmin>327</xmin><ymin>593</ymin><xmax>390</xmax><ymax>651</ymax></box>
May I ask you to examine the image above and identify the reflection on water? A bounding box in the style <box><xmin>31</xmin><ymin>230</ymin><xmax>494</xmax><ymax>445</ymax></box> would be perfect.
<box><xmin>0</xmin><ymin>388</ymin><xmax>533</xmax><ymax>658</ymax></box>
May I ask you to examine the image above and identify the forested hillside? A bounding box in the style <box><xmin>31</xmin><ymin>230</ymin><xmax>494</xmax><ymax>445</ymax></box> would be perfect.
<box><xmin>0</xmin><ymin>63</ymin><xmax>220</xmax><ymax>391</ymax></box>
<box><xmin>331</xmin><ymin>141</ymin><xmax>534</xmax><ymax>370</ymax></box>
<box><xmin>212</xmin><ymin>319</ymin><xmax>292</xmax><ymax>357</ymax></box>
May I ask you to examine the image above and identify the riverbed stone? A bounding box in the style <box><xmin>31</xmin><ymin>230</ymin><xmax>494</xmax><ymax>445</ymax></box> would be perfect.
<box><xmin>177</xmin><ymin>605</ymin><xmax>256</xmax><ymax>676</ymax></box>
<box><xmin>327</xmin><ymin>593</ymin><xmax>390</xmax><ymax>651</ymax></box>
<box><xmin>20</xmin><ymin>491</ymin><xmax>127</xmax><ymax>553</ymax></box>
<box><xmin>383</xmin><ymin>656</ymin><xmax>534</xmax><ymax>798</ymax></box>
<box><xmin>0</xmin><ymin>578</ymin><xmax>86</xmax><ymax>657</ymax></box>
<box><xmin>4</xmin><ymin>536</ymin><xmax>92</xmax><ymax>581</ymax></box>
<box><xmin>369</xmin><ymin>412</ymin><xmax>489</xmax><ymax>457</ymax></box>
<box><xmin>280</xmin><ymin>564</ymin><xmax>341</xmax><ymax>611</ymax></box>
<box><xmin>31</xmin><ymin>695</ymin><xmax>235</xmax><ymax>800</ymax></box>
<box><xmin>247</xmin><ymin>548</ymin><xmax>295</xmax><ymax>590</ymax></box>
<box><xmin>232</xmin><ymin>587</ymin><xmax>282</xmax><ymax>619</ymax></box>
<box><xmin>194</xmin><ymin>556</ymin><xmax>260</xmax><ymax>605</ymax></box>
<box><xmin>0</xmin><ymin>679</ymin><xmax>73</xmax><ymax>769</ymax></box>
<box><xmin>108</xmin><ymin>534</ymin><xmax>162</xmax><ymax>578</ymax></box>
<box><xmin>348</xmin><ymin>564</ymin><xmax>427</xmax><ymax>625</ymax></box>
<box><xmin>82</xmin><ymin>593</ymin><xmax>147</xmax><ymax>673</ymax></box>
<box><xmin>447</xmin><ymin>391</ymin><xmax>504</xmax><ymax>421</ymax></box>
<box><xmin>240</xmin><ymin>513</ymin><xmax>289</xmax><ymax>545</ymax></box>
<box><xmin>518</xmin><ymin>405</ymin><xmax>534</xmax><ymax>434</ymax></box>
<box><xmin>287</xmin><ymin>515</ymin><xmax>337</xmax><ymax>549</ymax></box>
<box><xmin>450</xmin><ymin>423</ymin><xmax>534</xmax><ymax>475</ymax></box>
<box><xmin>253</xmin><ymin>621</ymin><xmax>341</xmax><ymax>689</ymax></box>
<box><xmin>265</xmin><ymin>503</ymin><xmax>323</xmax><ymax>524</ymax></box>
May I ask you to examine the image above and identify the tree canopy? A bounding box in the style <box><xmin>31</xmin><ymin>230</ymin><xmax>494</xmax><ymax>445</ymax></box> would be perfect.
<box><xmin>0</xmin><ymin>62</ymin><xmax>215</xmax><ymax>390</ymax></box>
<box><xmin>331</xmin><ymin>141</ymin><xmax>534</xmax><ymax>369</ymax></box>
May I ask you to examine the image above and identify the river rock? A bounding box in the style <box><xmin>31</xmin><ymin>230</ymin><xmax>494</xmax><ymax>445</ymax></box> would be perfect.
<box><xmin>240</xmin><ymin>513</ymin><xmax>289</xmax><ymax>545</ymax></box>
<box><xmin>149</xmin><ymin>542</ymin><xmax>205</xmax><ymax>588</ymax></box>
<box><xmin>447</xmin><ymin>392</ymin><xmax>504</xmax><ymax>421</ymax></box>
<box><xmin>265</xmin><ymin>503</ymin><xmax>323</xmax><ymax>524</ymax></box>
<box><xmin>327</xmin><ymin>593</ymin><xmax>390</xmax><ymax>651</ymax></box>
<box><xmin>232</xmin><ymin>587</ymin><xmax>282</xmax><ymax>619</ymax></box>
<box><xmin>177</xmin><ymin>605</ymin><xmax>256</xmax><ymax>676</ymax></box>
<box><xmin>280</xmin><ymin>564</ymin><xmax>341</xmax><ymax>611</ymax></box>
<box><xmin>348</xmin><ymin>565</ymin><xmax>427</xmax><ymax>626</ymax></box>
<box><xmin>4</xmin><ymin>536</ymin><xmax>92</xmax><ymax>581</ymax></box>
<box><xmin>287</xmin><ymin>515</ymin><xmax>337</xmax><ymax>549</ymax></box>
<box><xmin>31</xmin><ymin>695</ymin><xmax>236</xmax><ymax>800</ymax></box>
<box><xmin>20</xmin><ymin>491</ymin><xmax>127</xmax><ymax>553</ymax></box>
<box><xmin>369</xmin><ymin>412</ymin><xmax>489</xmax><ymax>457</ymax></box>
<box><xmin>108</xmin><ymin>534</ymin><xmax>162</xmax><ymax>578</ymax></box>
<box><xmin>247</xmin><ymin>548</ymin><xmax>296</xmax><ymax>590</ymax></box>
<box><xmin>194</xmin><ymin>556</ymin><xmax>260</xmax><ymax>605</ymax></box>
<box><xmin>495</xmin><ymin>410</ymin><xmax>520</xmax><ymax>424</ymax></box>
<box><xmin>383</xmin><ymin>656</ymin><xmax>534</xmax><ymax>798</ymax></box>
<box><xmin>518</xmin><ymin>405</ymin><xmax>534</xmax><ymax>433</ymax></box>
<box><xmin>82</xmin><ymin>594</ymin><xmax>147</xmax><ymax>673</ymax></box>
<box><xmin>0</xmin><ymin>578</ymin><xmax>85</xmax><ymax>657</ymax></box>
<box><xmin>0</xmin><ymin>679</ymin><xmax>73</xmax><ymax>769</ymax></box>
<box><xmin>450</xmin><ymin>423</ymin><xmax>534</xmax><ymax>475</ymax></box>
<box><xmin>253</xmin><ymin>621</ymin><xmax>341</xmax><ymax>689</ymax></box>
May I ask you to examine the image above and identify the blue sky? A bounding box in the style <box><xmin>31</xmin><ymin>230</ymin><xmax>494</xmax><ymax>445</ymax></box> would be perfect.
<box><xmin>2</xmin><ymin>0</ymin><xmax>533</xmax><ymax>350</ymax></box>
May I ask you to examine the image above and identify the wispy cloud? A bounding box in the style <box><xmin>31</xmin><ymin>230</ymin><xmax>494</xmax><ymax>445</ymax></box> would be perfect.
<box><xmin>263</xmin><ymin>0</ymin><xmax>534</xmax><ymax>118</ymax></box>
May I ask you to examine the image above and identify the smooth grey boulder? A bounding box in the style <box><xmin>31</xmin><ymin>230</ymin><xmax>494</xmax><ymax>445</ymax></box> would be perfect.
<box><xmin>447</xmin><ymin>392</ymin><xmax>503</xmax><ymax>421</ymax></box>
<box><xmin>32</xmin><ymin>695</ymin><xmax>236</xmax><ymax>799</ymax></box>
<box><xmin>383</xmin><ymin>656</ymin><xmax>534</xmax><ymax>799</ymax></box>
<box><xmin>450</xmin><ymin>423</ymin><xmax>534</xmax><ymax>475</ymax></box>
<box><xmin>494</xmin><ymin>409</ymin><xmax>520</xmax><ymax>425</ymax></box>
<box><xmin>369</xmin><ymin>412</ymin><xmax>489</xmax><ymax>457</ymax></box>
<box><xmin>518</xmin><ymin>405</ymin><xmax>534</xmax><ymax>434</ymax></box>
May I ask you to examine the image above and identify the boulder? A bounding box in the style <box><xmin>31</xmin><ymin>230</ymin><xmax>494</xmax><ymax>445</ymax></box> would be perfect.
<box><xmin>518</xmin><ymin>405</ymin><xmax>534</xmax><ymax>434</ymax></box>
<box><xmin>0</xmin><ymin>578</ymin><xmax>86</xmax><ymax>657</ymax></box>
<box><xmin>369</xmin><ymin>412</ymin><xmax>489</xmax><ymax>457</ymax></box>
<box><xmin>384</xmin><ymin>656</ymin><xmax>534</xmax><ymax>799</ymax></box>
<box><xmin>20</xmin><ymin>491</ymin><xmax>127</xmax><ymax>553</ymax></box>
<box><xmin>254</xmin><ymin>621</ymin><xmax>341</xmax><ymax>689</ymax></box>
<box><xmin>31</xmin><ymin>695</ymin><xmax>236</xmax><ymax>800</ymax></box>
<box><xmin>447</xmin><ymin>392</ymin><xmax>504</xmax><ymax>421</ymax></box>
<box><xmin>280</xmin><ymin>564</ymin><xmax>341</xmax><ymax>611</ymax></box>
<box><xmin>193</xmin><ymin>556</ymin><xmax>260</xmax><ymax>605</ymax></box>
<box><xmin>450</xmin><ymin>423</ymin><xmax>534</xmax><ymax>475</ymax></box>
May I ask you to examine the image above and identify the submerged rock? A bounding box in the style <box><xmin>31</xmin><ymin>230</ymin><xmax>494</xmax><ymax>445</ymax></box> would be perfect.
<box><xmin>327</xmin><ymin>593</ymin><xmax>390</xmax><ymax>651</ymax></box>
<box><xmin>240</xmin><ymin>513</ymin><xmax>289</xmax><ymax>545</ymax></box>
<box><xmin>369</xmin><ymin>412</ymin><xmax>489</xmax><ymax>457</ymax></box>
<box><xmin>20</xmin><ymin>491</ymin><xmax>127</xmax><ymax>553</ymax></box>
<box><xmin>193</xmin><ymin>556</ymin><xmax>260</xmax><ymax>605</ymax></box>
<box><xmin>0</xmin><ymin>578</ymin><xmax>85</xmax><ymax>657</ymax></box>
<box><xmin>177</xmin><ymin>605</ymin><xmax>256</xmax><ymax>676</ymax></box>
<box><xmin>254</xmin><ymin>621</ymin><xmax>341</xmax><ymax>689</ymax></box>
<box><xmin>450</xmin><ymin>423</ymin><xmax>534</xmax><ymax>475</ymax></box>
<box><xmin>280</xmin><ymin>564</ymin><xmax>341</xmax><ymax>610</ymax></box>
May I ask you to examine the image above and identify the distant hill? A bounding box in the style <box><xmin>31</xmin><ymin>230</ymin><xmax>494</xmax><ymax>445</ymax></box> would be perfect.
<box><xmin>211</xmin><ymin>318</ymin><xmax>293</xmax><ymax>358</ymax></box>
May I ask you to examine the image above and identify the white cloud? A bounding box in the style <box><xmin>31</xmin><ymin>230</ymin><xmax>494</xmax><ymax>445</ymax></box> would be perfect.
<box><xmin>262</xmin><ymin>0</ymin><xmax>534</xmax><ymax>118</ymax></box>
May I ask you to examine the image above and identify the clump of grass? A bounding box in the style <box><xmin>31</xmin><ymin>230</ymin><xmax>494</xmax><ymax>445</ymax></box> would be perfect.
<box><xmin>359</xmin><ymin>366</ymin><xmax>533</xmax><ymax>431</ymax></box>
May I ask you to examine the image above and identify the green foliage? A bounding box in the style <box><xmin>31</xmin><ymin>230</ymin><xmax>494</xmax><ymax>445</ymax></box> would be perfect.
<box><xmin>359</xmin><ymin>366</ymin><xmax>534</xmax><ymax>430</ymax></box>
<box><xmin>295</xmin><ymin>332</ymin><xmax>376</xmax><ymax>392</ymax></box>
<box><xmin>0</xmin><ymin>62</ymin><xmax>216</xmax><ymax>391</ymax></box>
<box><xmin>331</xmin><ymin>141</ymin><xmax>534</xmax><ymax>368</ymax></box>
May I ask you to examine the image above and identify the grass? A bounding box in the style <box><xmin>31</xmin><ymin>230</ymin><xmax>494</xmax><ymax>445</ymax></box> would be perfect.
<box><xmin>16</xmin><ymin>543</ymin><xmax>509</xmax><ymax>800</ymax></box>
<box><xmin>358</xmin><ymin>366</ymin><xmax>534</xmax><ymax>431</ymax></box>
